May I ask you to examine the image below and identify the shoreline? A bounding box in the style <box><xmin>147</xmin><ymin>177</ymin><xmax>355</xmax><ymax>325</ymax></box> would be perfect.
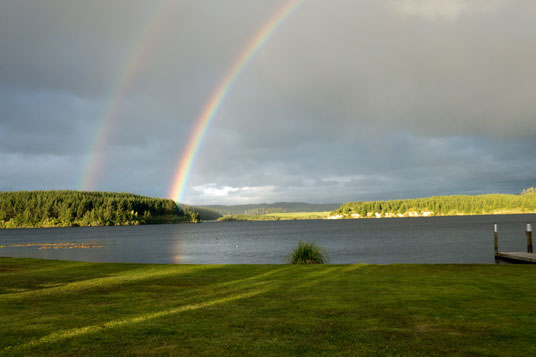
<box><xmin>219</xmin><ymin>211</ymin><xmax>536</xmax><ymax>222</ymax></box>
<box><xmin>2</xmin><ymin>211</ymin><xmax>535</xmax><ymax>228</ymax></box>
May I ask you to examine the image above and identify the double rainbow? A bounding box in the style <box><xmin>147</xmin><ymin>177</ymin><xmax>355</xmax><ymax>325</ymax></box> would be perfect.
<box><xmin>80</xmin><ymin>0</ymin><xmax>304</xmax><ymax>202</ymax></box>
<box><xmin>168</xmin><ymin>0</ymin><xmax>305</xmax><ymax>203</ymax></box>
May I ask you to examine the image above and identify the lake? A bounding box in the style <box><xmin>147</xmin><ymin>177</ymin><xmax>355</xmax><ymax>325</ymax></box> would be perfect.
<box><xmin>0</xmin><ymin>214</ymin><xmax>534</xmax><ymax>264</ymax></box>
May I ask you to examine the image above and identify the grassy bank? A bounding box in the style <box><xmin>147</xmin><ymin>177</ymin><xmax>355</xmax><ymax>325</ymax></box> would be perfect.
<box><xmin>1</xmin><ymin>258</ymin><xmax>535</xmax><ymax>355</ymax></box>
<box><xmin>218</xmin><ymin>211</ymin><xmax>331</xmax><ymax>221</ymax></box>
<box><xmin>264</xmin><ymin>211</ymin><xmax>331</xmax><ymax>219</ymax></box>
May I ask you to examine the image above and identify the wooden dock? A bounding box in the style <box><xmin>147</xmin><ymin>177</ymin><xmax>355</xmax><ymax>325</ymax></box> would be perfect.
<box><xmin>495</xmin><ymin>252</ymin><xmax>536</xmax><ymax>263</ymax></box>
<box><xmin>494</xmin><ymin>222</ymin><xmax>536</xmax><ymax>264</ymax></box>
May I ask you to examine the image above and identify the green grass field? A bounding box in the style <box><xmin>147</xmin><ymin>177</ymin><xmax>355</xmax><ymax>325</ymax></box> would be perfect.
<box><xmin>1</xmin><ymin>258</ymin><xmax>535</xmax><ymax>355</ymax></box>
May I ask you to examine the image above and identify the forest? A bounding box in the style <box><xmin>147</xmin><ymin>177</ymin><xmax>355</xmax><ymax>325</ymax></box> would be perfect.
<box><xmin>0</xmin><ymin>191</ymin><xmax>202</xmax><ymax>228</ymax></box>
<box><xmin>331</xmin><ymin>189</ymin><xmax>536</xmax><ymax>219</ymax></box>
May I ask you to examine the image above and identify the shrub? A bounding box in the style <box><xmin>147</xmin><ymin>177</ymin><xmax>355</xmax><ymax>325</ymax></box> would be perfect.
<box><xmin>288</xmin><ymin>241</ymin><xmax>329</xmax><ymax>264</ymax></box>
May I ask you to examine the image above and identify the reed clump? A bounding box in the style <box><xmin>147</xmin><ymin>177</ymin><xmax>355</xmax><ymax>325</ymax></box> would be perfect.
<box><xmin>288</xmin><ymin>240</ymin><xmax>329</xmax><ymax>264</ymax></box>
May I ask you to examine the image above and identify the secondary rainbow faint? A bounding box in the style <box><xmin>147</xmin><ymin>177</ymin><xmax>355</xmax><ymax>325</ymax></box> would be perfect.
<box><xmin>81</xmin><ymin>0</ymin><xmax>178</xmax><ymax>191</ymax></box>
<box><xmin>168</xmin><ymin>0</ymin><xmax>305</xmax><ymax>203</ymax></box>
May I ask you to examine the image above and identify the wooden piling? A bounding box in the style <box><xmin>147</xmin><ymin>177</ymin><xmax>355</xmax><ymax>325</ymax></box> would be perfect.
<box><xmin>494</xmin><ymin>223</ymin><xmax>498</xmax><ymax>256</ymax></box>
<box><xmin>527</xmin><ymin>223</ymin><xmax>533</xmax><ymax>254</ymax></box>
<box><xmin>495</xmin><ymin>222</ymin><xmax>536</xmax><ymax>263</ymax></box>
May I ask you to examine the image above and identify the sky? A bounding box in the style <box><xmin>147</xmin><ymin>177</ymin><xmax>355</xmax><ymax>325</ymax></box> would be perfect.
<box><xmin>1</xmin><ymin>0</ymin><xmax>535</xmax><ymax>205</ymax></box>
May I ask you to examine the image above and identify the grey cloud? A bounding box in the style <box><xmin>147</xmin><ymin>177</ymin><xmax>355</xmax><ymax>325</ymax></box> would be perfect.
<box><xmin>187</xmin><ymin>130</ymin><xmax>536</xmax><ymax>203</ymax></box>
<box><xmin>0</xmin><ymin>87</ymin><xmax>98</xmax><ymax>155</ymax></box>
<box><xmin>0</xmin><ymin>152</ymin><xmax>81</xmax><ymax>190</ymax></box>
<box><xmin>228</xmin><ymin>0</ymin><xmax>536</xmax><ymax>138</ymax></box>
<box><xmin>1</xmin><ymin>0</ymin><xmax>535</xmax><ymax>203</ymax></box>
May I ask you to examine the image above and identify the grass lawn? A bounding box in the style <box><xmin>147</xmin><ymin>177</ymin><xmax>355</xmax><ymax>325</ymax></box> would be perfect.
<box><xmin>1</xmin><ymin>258</ymin><xmax>535</xmax><ymax>356</ymax></box>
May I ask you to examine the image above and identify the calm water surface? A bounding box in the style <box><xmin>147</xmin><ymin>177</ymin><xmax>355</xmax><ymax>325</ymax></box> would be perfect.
<box><xmin>0</xmin><ymin>214</ymin><xmax>534</xmax><ymax>264</ymax></box>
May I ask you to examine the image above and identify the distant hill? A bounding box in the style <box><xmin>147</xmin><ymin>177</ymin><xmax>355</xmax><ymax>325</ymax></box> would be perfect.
<box><xmin>199</xmin><ymin>202</ymin><xmax>340</xmax><ymax>216</ymax></box>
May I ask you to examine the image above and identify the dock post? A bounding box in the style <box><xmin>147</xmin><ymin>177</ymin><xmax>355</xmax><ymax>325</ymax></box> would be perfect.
<box><xmin>494</xmin><ymin>223</ymin><xmax>498</xmax><ymax>256</ymax></box>
<box><xmin>527</xmin><ymin>223</ymin><xmax>533</xmax><ymax>253</ymax></box>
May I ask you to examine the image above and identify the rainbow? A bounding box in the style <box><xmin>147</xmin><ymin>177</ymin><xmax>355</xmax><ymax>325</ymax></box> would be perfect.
<box><xmin>168</xmin><ymin>0</ymin><xmax>305</xmax><ymax>203</ymax></box>
<box><xmin>81</xmin><ymin>0</ymin><xmax>179</xmax><ymax>191</ymax></box>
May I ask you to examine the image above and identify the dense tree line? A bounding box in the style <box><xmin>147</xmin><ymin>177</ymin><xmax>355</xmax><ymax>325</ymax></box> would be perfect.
<box><xmin>0</xmin><ymin>191</ymin><xmax>200</xmax><ymax>228</ymax></box>
<box><xmin>332</xmin><ymin>190</ymin><xmax>536</xmax><ymax>218</ymax></box>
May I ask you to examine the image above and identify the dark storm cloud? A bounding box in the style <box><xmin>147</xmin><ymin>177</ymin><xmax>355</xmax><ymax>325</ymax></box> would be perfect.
<box><xmin>1</xmin><ymin>1</ymin><xmax>137</xmax><ymax>96</ymax></box>
<box><xmin>1</xmin><ymin>0</ymin><xmax>535</xmax><ymax>204</ymax></box>
<box><xmin>230</xmin><ymin>0</ymin><xmax>536</xmax><ymax>138</ymax></box>
<box><xmin>0</xmin><ymin>87</ymin><xmax>98</xmax><ymax>155</ymax></box>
